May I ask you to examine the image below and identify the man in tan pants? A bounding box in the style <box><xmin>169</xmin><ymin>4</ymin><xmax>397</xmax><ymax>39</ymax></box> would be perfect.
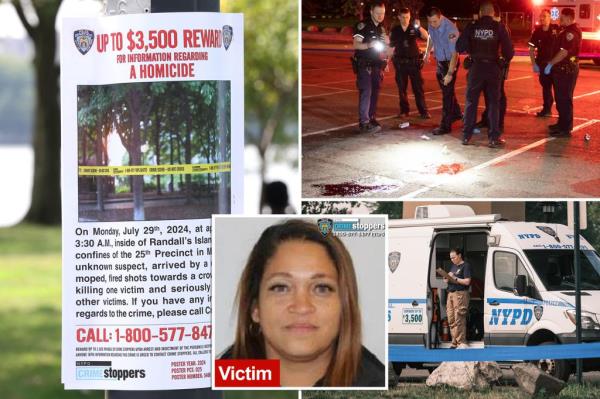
<box><xmin>445</xmin><ymin>248</ymin><xmax>472</xmax><ymax>348</ymax></box>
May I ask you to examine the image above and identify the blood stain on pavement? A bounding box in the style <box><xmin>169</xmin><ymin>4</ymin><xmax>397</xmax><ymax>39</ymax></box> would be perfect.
<box><xmin>436</xmin><ymin>163</ymin><xmax>464</xmax><ymax>175</ymax></box>
<box><xmin>571</xmin><ymin>178</ymin><xmax>600</xmax><ymax>197</ymax></box>
<box><xmin>313</xmin><ymin>182</ymin><xmax>399</xmax><ymax>196</ymax></box>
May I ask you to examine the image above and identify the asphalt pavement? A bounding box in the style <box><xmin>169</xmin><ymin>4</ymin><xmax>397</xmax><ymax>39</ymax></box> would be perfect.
<box><xmin>302</xmin><ymin>34</ymin><xmax>600</xmax><ymax>199</ymax></box>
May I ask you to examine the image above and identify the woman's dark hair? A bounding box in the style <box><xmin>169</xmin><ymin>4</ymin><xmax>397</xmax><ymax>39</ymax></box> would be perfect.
<box><xmin>232</xmin><ymin>219</ymin><xmax>362</xmax><ymax>386</ymax></box>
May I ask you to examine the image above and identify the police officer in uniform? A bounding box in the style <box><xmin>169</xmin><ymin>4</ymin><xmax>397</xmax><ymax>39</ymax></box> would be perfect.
<box><xmin>426</xmin><ymin>7</ymin><xmax>463</xmax><ymax>135</ymax></box>
<box><xmin>456</xmin><ymin>1</ymin><xmax>514</xmax><ymax>148</ymax></box>
<box><xmin>389</xmin><ymin>7</ymin><xmax>431</xmax><ymax>120</ymax></box>
<box><xmin>544</xmin><ymin>8</ymin><xmax>581</xmax><ymax>137</ymax></box>
<box><xmin>476</xmin><ymin>5</ymin><xmax>513</xmax><ymax>132</ymax></box>
<box><xmin>353</xmin><ymin>1</ymin><xmax>388</xmax><ymax>133</ymax></box>
<box><xmin>529</xmin><ymin>9</ymin><xmax>560</xmax><ymax>117</ymax></box>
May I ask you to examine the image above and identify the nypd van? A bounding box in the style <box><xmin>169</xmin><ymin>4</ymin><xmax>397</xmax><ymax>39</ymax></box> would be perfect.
<box><xmin>388</xmin><ymin>205</ymin><xmax>600</xmax><ymax>381</ymax></box>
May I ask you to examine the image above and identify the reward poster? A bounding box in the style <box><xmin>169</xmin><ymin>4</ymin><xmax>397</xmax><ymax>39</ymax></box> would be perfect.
<box><xmin>60</xmin><ymin>13</ymin><xmax>243</xmax><ymax>390</ymax></box>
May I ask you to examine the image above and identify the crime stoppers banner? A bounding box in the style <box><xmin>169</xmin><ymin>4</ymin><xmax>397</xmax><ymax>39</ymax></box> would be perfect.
<box><xmin>60</xmin><ymin>12</ymin><xmax>243</xmax><ymax>390</ymax></box>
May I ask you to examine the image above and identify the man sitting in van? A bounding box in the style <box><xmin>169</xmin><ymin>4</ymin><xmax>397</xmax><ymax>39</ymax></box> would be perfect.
<box><xmin>445</xmin><ymin>248</ymin><xmax>472</xmax><ymax>348</ymax></box>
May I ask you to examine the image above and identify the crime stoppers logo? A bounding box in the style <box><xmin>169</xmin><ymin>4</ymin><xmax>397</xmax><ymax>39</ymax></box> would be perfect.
<box><xmin>74</xmin><ymin>29</ymin><xmax>94</xmax><ymax>55</ymax></box>
<box><xmin>75</xmin><ymin>361</ymin><xmax>146</xmax><ymax>381</ymax></box>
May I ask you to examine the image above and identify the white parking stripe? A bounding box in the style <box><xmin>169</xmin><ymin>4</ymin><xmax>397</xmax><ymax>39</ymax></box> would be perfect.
<box><xmin>401</xmin><ymin>119</ymin><xmax>600</xmax><ymax>198</ymax></box>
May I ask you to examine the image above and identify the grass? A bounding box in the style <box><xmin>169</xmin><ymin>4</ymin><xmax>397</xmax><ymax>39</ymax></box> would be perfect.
<box><xmin>303</xmin><ymin>382</ymin><xmax>600</xmax><ymax>399</ymax></box>
<box><xmin>0</xmin><ymin>223</ymin><xmax>297</xmax><ymax>399</ymax></box>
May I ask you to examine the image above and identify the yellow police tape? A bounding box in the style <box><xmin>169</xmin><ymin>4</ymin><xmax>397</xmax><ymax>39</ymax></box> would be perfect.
<box><xmin>78</xmin><ymin>162</ymin><xmax>231</xmax><ymax>176</ymax></box>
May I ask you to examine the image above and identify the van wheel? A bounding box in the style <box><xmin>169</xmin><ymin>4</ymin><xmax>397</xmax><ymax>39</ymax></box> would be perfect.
<box><xmin>392</xmin><ymin>362</ymin><xmax>405</xmax><ymax>376</ymax></box>
<box><xmin>531</xmin><ymin>341</ymin><xmax>571</xmax><ymax>382</ymax></box>
<box><xmin>389</xmin><ymin>362</ymin><xmax>402</xmax><ymax>387</ymax></box>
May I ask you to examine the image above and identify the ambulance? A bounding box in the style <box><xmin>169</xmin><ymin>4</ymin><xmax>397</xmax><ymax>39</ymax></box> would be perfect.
<box><xmin>388</xmin><ymin>205</ymin><xmax>600</xmax><ymax>381</ymax></box>
<box><xmin>532</xmin><ymin>0</ymin><xmax>600</xmax><ymax>65</ymax></box>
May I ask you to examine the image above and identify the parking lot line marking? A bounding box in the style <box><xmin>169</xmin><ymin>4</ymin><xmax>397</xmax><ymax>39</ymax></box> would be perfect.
<box><xmin>401</xmin><ymin>119</ymin><xmax>597</xmax><ymax>198</ymax></box>
<box><xmin>303</xmin><ymin>74</ymin><xmax>595</xmax><ymax>135</ymax></box>
<box><xmin>303</xmin><ymin>104</ymin><xmax>445</xmax><ymax>137</ymax></box>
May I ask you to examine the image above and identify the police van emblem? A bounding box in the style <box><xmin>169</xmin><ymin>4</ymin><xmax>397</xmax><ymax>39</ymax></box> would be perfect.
<box><xmin>536</xmin><ymin>226</ymin><xmax>560</xmax><ymax>242</ymax></box>
<box><xmin>388</xmin><ymin>251</ymin><xmax>401</xmax><ymax>273</ymax></box>
<box><xmin>317</xmin><ymin>218</ymin><xmax>333</xmax><ymax>238</ymax></box>
<box><xmin>222</xmin><ymin>25</ymin><xmax>233</xmax><ymax>50</ymax></box>
<box><xmin>566</xmin><ymin>32</ymin><xmax>574</xmax><ymax>41</ymax></box>
<box><xmin>73</xmin><ymin>29</ymin><xmax>94</xmax><ymax>55</ymax></box>
<box><xmin>534</xmin><ymin>305</ymin><xmax>544</xmax><ymax>321</ymax></box>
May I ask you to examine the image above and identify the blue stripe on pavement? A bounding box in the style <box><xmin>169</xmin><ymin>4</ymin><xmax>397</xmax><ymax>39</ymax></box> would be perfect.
<box><xmin>389</xmin><ymin>342</ymin><xmax>600</xmax><ymax>362</ymax></box>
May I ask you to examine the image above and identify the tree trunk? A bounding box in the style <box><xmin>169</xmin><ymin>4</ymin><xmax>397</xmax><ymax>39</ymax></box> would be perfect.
<box><xmin>23</xmin><ymin>3</ymin><xmax>62</xmax><ymax>224</ymax></box>
<box><xmin>217</xmin><ymin>81</ymin><xmax>229</xmax><ymax>213</ymax></box>
<box><xmin>127</xmin><ymin>90</ymin><xmax>145</xmax><ymax>221</ymax></box>
<box><xmin>154</xmin><ymin>112</ymin><xmax>161</xmax><ymax>194</ymax></box>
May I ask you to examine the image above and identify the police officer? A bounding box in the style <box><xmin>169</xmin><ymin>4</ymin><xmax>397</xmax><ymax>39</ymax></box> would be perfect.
<box><xmin>476</xmin><ymin>5</ymin><xmax>513</xmax><ymax>132</ymax></box>
<box><xmin>353</xmin><ymin>1</ymin><xmax>389</xmax><ymax>134</ymax></box>
<box><xmin>544</xmin><ymin>8</ymin><xmax>581</xmax><ymax>137</ymax></box>
<box><xmin>389</xmin><ymin>7</ymin><xmax>431</xmax><ymax>120</ymax></box>
<box><xmin>456</xmin><ymin>1</ymin><xmax>514</xmax><ymax>148</ymax></box>
<box><xmin>445</xmin><ymin>248</ymin><xmax>472</xmax><ymax>349</ymax></box>
<box><xmin>426</xmin><ymin>7</ymin><xmax>463</xmax><ymax>135</ymax></box>
<box><xmin>529</xmin><ymin>9</ymin><xmax>560</xmax><ymax>118</ymax></box>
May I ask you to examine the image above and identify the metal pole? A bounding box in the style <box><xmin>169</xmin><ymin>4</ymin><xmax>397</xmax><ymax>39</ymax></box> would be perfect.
<box><xmin>104</xmin><ymin>1</ymin><xmax>222</xmax><ymax>398</ymax></box>
<box><xmin>574</xmin><ymin>201</ymin><xmax>583</xmax><ymax>384</ymax></box>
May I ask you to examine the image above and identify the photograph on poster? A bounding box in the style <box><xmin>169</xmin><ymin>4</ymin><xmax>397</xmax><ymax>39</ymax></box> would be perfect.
<box><xmin>77</xmin><ymin>80</ymin><xmax>231</xmax><ymax>222</ymax></box>
<box><xmin>213</xmin><ymin>216</ymin><xmax>387</xmax><ymax>389</ymax></box>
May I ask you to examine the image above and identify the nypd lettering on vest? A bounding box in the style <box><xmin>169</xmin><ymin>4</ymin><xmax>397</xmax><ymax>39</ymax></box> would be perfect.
<box><xmin>489</xmin><ymin>308</ymin><xmax>533</xmax><ymax>326</ymax></box>
<box><xmin>474</xmin><ymin>29</ymin><xmax>495</xmax><ymax>40</ymax></box>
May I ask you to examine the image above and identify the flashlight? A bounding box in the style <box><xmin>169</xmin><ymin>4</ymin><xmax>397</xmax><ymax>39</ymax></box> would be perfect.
<box><xmin>414</xmin><ymin>19</ymin><xmax>420</xmax><ymax>29</ymax></box>
<box><xmin>373</xmin><ymin>40</ymin><xmax>385</xmax><ymax>52</ymax></box>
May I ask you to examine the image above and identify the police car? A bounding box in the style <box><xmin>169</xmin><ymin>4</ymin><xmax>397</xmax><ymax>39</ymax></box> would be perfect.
<box><xmin>532</xmin><ymin>0</ymin><xmax>600</xmax><ymax>65</ymax></box>
<box><xmin>388</xmin><ymin>205</ymin><xmax>600</xmax><ymax>381</ymax></box>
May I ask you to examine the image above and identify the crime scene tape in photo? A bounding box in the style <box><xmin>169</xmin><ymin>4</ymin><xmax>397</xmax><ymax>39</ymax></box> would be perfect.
<box><xmin>78</xmin><ymin>162</ymin><xmax>231</xmax><ymax>176</ymax></box>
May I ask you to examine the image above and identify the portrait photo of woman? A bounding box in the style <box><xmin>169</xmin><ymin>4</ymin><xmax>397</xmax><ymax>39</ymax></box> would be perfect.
<box><xmin>213</xmin><ymin>216</ymin><xmax>387</xmax><ymax>388</ymax></box>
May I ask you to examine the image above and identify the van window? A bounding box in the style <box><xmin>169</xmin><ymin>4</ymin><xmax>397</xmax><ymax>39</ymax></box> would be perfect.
<box><xmin>580</xmin><ymin>4</ymin><xmax>591</xmax><ymax>19</ymax></box>
<box><xmin>493</xmin><ymin>251</ymin><xmax>530</xmax><ymax>292</ymax></box>
<box><xmin>524</xmin><ymin>249</ymin><xmax>600</xmax><ymax>291</ymax></box>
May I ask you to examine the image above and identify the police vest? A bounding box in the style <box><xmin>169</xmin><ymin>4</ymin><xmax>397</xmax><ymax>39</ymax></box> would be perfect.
<box><xmin>391</xmin><ymin>24</ymin><xmax>420</xmax><ymax>59</ymax></box>
<box><xmin>469</xmin><ymin>17</ymin><xmax>500</xmax><ymax>61</ymax></box>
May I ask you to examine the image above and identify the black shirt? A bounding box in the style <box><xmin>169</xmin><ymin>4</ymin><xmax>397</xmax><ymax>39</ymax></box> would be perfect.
<box><xmin>456</xmin><ymin>16</ymin><xmax>514</xmax><ymax>62</ymax></box>
<box><xmin>390</xmin><ymin>23</ymin><xmax>422</xmax><ymax>59</ymax></box>
<box><xmin>219</xmin><ymin>345</ymin><xmax>385</xmax><ymax>387</ymax></box>
<box><xmin>354</xmin><ymin>18</ymin><xmax>386</xmax><ymax>61</ymax></box>
<box><xmin>447</xmin><ymin>261</ymin><xmax>471</xmax><ymax>292</ymax></box>
<box><xmin>529</xmin><ymin>24</ymin><xmax>560</xmax><ymax>64</ymax></box>
<box><xmin>553</xmin><ymin>22</ymin><xmax>582</xmax><ymax>65</ymax></box>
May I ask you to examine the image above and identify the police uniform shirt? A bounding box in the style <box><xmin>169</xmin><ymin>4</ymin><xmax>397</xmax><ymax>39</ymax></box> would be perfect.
<box><xmin>553</xmin><ymin>22</ymin><xmax>582</xmax><ymax>65</ymax></box>
<box><xmin>447</xmin><ymin>261</ymin><xmax>471</xmax><ymax>292</ymax></box>
<box><xmin>390</xmin><ymin>23</ymin><xmax>422</xmax><ymax>59</ymax></box>
<box><xmin>428</xmin><ymin>16</ymin><xmax>459</xmax><ymax>62</ymax></box>
<box><xmin>354</xmin><ymin>19</ymin><xmax>386</xmax><ymax>61</ymax></box>
<box><xmin>456</xmin><ymin>16</ymin><xmax>514</xmax><ymax>62</ymax></box>
<box><xmin>528</xmin><ymin>24</ymin><xmax>560</xmax><ymax>64</ymax></box>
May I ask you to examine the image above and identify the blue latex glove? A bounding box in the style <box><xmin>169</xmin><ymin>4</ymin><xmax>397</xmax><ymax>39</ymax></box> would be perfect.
<box><xmin>544</xmin><ymin>63</ymin><xmax>553</xmax><ymax>75</ymax></box>
<box><xmin>533</xmin><ymin>63</ymin><xmax>540</xmax><ymax>74</ymax></box>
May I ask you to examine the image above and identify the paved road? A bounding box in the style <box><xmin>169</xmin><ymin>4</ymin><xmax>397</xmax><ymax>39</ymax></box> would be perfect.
<box><xmin>302</xmin><ymin>41</ymin><xmax>600</xmax><ymax>199</ymax></box>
